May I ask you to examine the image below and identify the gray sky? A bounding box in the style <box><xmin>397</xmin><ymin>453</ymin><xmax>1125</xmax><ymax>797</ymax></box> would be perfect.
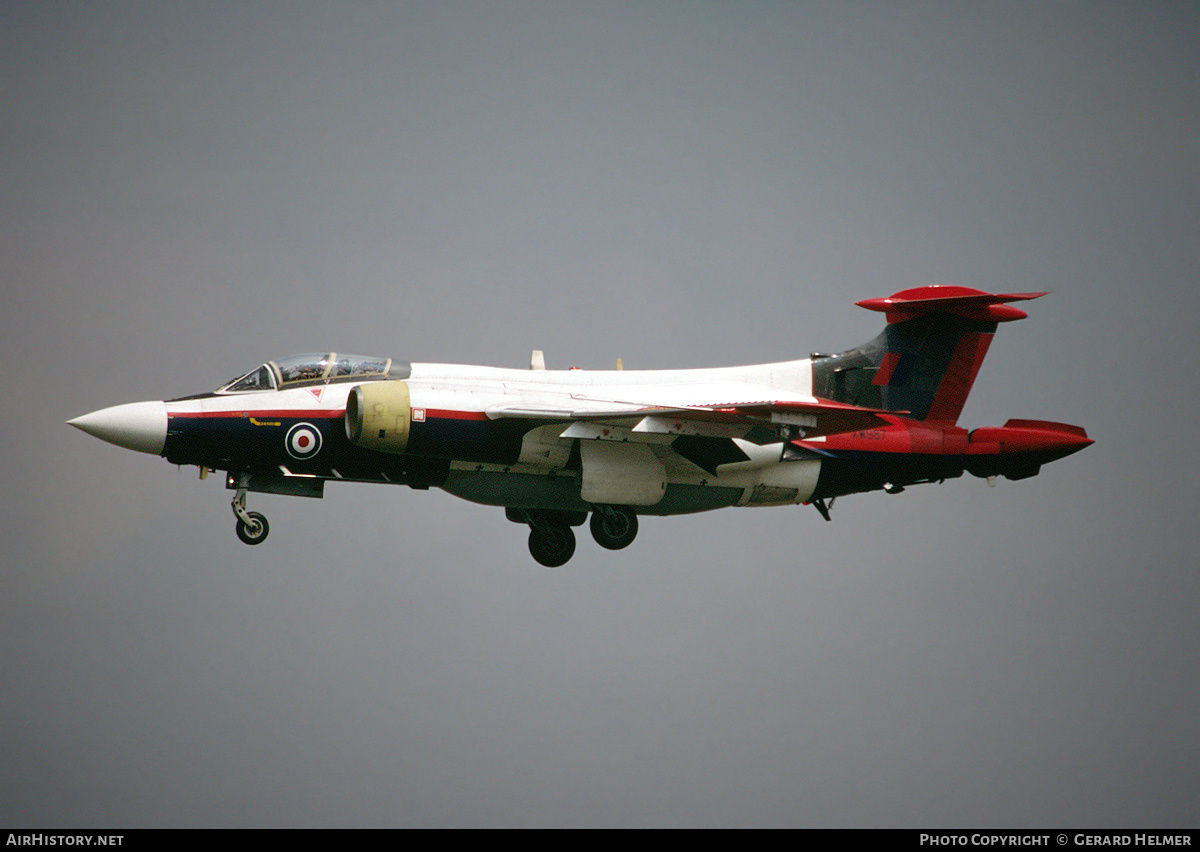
<box><xmin>2</xmin><ymin>1</ymin><xmax>1198</xmax><ymax>828</ymax></box>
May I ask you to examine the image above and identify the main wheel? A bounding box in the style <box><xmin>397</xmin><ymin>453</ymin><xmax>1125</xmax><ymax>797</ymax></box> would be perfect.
<box><xmin>236</xmin><ymin>511</ymin><xmax>270</xmax><ymax>545</ymax></box>
<box><xmin>590</xmin><ymin>507</ymin><xmax>638</xmax><ymax>550</ymax></box>
<box><xmin>528</xmin><ymin>524</ymin><xmax>576</xmax><ymax>567</ymax></box>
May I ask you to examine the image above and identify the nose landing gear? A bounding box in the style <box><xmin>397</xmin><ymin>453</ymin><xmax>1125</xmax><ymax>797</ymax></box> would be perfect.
<box><xmin>235</xmin><ymin>511</ymin><xmax>270</xmax><ymax>545</ymax></box>
<box><xmin>231</xmin><ymin>474</ymin><xmax>270</xmax><ymax>545</ymax></box>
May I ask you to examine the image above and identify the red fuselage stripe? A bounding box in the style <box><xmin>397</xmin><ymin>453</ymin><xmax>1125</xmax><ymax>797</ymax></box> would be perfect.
<box><xmin>169</xmin><ymin>410</ymin><xmax>346</xmax><ymax>419</ymax></box>
<box><xmin>421</xmin><ymin>409</ymin><xmax>489</xmax><ymax>421</ymax></box>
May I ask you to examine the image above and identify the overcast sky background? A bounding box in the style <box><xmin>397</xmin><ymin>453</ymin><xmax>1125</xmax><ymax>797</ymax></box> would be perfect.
<box><xmin>2</xmin><ymin>1</ymin><xmax>1197</xmax><ymax>828</ymax></box>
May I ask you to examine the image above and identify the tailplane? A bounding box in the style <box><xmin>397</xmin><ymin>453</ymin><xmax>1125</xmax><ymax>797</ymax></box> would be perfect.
<box><xmin>812</xmin><ymin>286</ymin><xmax>1046</xmax><ymax>423</ymax></box>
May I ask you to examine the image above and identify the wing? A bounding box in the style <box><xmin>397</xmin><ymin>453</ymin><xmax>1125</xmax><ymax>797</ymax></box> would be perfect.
<box><xmin>486</xmin><ymin>393</ymin><xmax>891</xmax><ymax>441</ymax></box>
<box><xmin>487</xmin><ymin>390</ymin><xmax>890</xmax><ymax>478</ymax></box>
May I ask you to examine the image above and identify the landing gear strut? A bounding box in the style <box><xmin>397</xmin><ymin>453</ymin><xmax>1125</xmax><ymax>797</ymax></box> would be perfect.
<box><xmin>231</xmin><ymin>474</ymin><xmax>270</xmax><ymax>545</ymax></box>
<box><xmin>589</xmin><ymin>505</ymin><xmax>638</xmax><ymax>550</ymax></box>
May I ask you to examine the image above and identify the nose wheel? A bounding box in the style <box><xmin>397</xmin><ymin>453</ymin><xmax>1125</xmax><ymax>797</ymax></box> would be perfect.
<box><xmin>236</xmin><ymin>511</ymin><xmax>270</xmax><ymax>545</ymax></box>
<box><xmin>231</xmin><ymin>476</ymin><xmax>270</xmax><ymax>545</ymax></box>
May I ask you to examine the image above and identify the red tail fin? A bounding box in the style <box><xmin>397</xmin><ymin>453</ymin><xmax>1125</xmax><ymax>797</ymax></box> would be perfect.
<box><xmin>813</xmin><ymin>287</ymin><xmax>1047</xmax><ymax>424</ymax></box>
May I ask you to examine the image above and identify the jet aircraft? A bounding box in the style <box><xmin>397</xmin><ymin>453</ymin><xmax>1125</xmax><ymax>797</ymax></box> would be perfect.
<box><xmin>70</xmin><ymin>286</ymin><xmax>1092</xmax><ymax>566</ymax></box>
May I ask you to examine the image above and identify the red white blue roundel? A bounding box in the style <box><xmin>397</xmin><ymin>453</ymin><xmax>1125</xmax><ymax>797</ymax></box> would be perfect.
<box><xmin>285</xmin><ymin>422</ymin><xmax>323</xmax><ymax>459</ymax></box>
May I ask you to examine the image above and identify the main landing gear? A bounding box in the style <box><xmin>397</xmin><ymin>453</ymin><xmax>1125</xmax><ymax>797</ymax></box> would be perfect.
<box><xmin>231</xmin><ymin>474</ymin><xmax>270</xmax><ymax>545</ymax></box>
<box><xmin>589</xmin><ymin>505</ymin><xmax>638</xmax><ymax>550</ymax></box>
<box><xmin>506</xmin><ymin>505</ymin><xmax>639</xmax><ymax>566</ymax></box>
<box><xmin>528</xmin><ymin>523</ymin><xmax>575</xmax><ymax>568</ymax></box>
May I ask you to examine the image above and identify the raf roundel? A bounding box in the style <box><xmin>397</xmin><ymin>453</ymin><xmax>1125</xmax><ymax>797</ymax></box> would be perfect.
<box><xmin>285</xmin><ymin>422</ymin><xmax>323</xmax><ymax>460</ymax></box>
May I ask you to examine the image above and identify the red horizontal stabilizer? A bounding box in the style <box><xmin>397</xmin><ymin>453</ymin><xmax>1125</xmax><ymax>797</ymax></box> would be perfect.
<box><xmin>856</xmin><ymin>286</ymin><xmax>1047</xmax><ymax>324</ymax></box>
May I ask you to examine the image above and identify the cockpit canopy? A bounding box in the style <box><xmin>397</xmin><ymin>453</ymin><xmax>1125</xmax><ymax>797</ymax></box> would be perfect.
<box><xmin>218</xmin><ymin>353</ymin><xmax>410</xmax><ymax>393</ymax></box>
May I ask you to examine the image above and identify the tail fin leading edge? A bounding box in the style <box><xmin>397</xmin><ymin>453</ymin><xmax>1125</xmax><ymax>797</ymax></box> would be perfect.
<box><xmin>812</xmin><ymin>287</ymin><xmax>1046</xmax><ymax>423</ymax></box>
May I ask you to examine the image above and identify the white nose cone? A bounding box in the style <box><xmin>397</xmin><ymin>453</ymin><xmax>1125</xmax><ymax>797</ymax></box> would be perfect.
<box><xmin>69</xmin><ymin>400</ymin><xmax>168</xmax><ymax>455</ymax></box>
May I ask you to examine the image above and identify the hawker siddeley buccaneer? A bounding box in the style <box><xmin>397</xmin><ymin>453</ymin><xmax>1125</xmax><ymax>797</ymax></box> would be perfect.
<box><xmin>70</xmin><ymin>286</ymin><xmax>1091</xmax><ymax>566</ymax></box>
